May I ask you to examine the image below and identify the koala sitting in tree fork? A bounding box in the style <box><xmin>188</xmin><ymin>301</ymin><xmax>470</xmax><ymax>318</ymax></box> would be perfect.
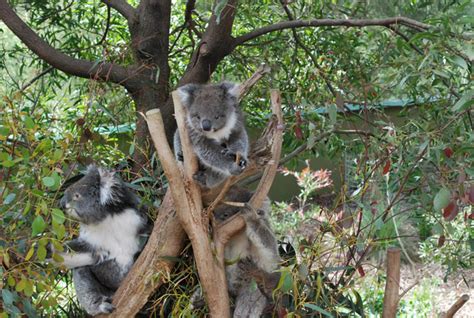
<box><xmin>174</xmin><ymin>81</ymin><xmax>249</xmax><ymax>189</ymax></box>
<box><xmin>53</xmin><ymin>165</ymin><xmax>149</xmax><ymax>315</ymax></box>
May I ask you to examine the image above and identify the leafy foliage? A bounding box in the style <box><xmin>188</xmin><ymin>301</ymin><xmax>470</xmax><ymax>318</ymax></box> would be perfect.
<box><xmin>1</xmin><ymin>0</ymin><xmax>473</xmax><ymax>316</ymax></box>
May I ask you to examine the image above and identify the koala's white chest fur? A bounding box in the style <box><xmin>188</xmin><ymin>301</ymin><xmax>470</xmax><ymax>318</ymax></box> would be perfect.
<box><xmin>80</xmin><ymin>208</ymin><xmax>143</xmax><ymax>269</ymax></box>
<box><xmin>203</xmin><ymin>111</ymin><xmax>238</xmax><ymax>142</ymax></box>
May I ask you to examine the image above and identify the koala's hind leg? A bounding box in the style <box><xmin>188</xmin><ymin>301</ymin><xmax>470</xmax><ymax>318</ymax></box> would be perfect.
<box><xmin>73</xmin><ymin>267</ymin><xmax>115</xmax><ymax>315</ymax></box>
<box><xmin>233</xmin><ymin>286</ymin><xmax>268</xmax><ymax>318</ymax></box>
<box><xmin>193</xmin><ymin>167</ymin><xmax>227</xmax><ymax>189</ymax></box>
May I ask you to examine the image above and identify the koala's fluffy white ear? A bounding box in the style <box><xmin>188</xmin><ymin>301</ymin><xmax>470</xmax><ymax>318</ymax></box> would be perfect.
<box><xmin>220</xmin><ymin>81</ymin><xmax>241</xmax><ymax>99</ymax></box>
<box><xmin>177</xmin><ymin>83</ymin><xmax>199</xmax><ymax>107</ymax></box>
<box><xmin>97</xmin><ymin>167</ymin><xmax>118</xmax><ymax>204</ymax></box>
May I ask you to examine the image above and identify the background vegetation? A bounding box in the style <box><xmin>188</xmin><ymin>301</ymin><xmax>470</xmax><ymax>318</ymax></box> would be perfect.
<box><xmin>1</xmin><ymin>0</ymin><xmax>472</xmax><ymax>316</ymax></box>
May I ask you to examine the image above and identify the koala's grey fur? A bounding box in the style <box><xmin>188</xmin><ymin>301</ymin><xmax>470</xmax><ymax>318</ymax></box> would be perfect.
<box><xmin>174</xmin><ymin>82</ymin><xmax>249</xmax><ymax>189</ymax></box>
<box><xmin>56</xmin><ymin>165</ymin><xmax>148</xmax><ymax>315</ymax></box>
<box><xmin>192</xmin><ymin>187</ymin><xmax>280</xmax><ymax>317</ymax></box>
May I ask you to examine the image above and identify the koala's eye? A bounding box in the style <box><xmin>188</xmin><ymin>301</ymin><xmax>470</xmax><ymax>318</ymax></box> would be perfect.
<box><xmin>73</xmin><ymin>193</ymin><xmax>81</xmax><ymax>200</ymax></box>
<box><xmin>193</xmin><ymin>114</ymin><xmax>200</xmax><ymax>120</ymax></box>
<box><xmin>215</xmin><ymin>115</ymin><xmax>220</xmax><ymax>119</ymax></box>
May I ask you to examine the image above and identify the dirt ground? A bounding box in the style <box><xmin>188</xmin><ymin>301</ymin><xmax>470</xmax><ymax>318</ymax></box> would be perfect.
<box><xmin>400</xmin><ymin>263</ymin><xmax>473</xmax><ymax>317</ymax></box>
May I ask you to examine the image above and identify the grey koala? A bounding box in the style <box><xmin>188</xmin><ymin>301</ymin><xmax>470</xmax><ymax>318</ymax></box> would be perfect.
<box><xmin>55</xmin><ymin>165</ymin><xmax>148</xmax><ymax>315</ymax></box>
<box><xmin>174</xmin><ymin>82</ymin><xmax>249</xmax><ymax>189</ymax></box>
<box><xmin>193</xmin><ymin>187</ymin><xmax>280</xmax><ymax>317</ymax></box>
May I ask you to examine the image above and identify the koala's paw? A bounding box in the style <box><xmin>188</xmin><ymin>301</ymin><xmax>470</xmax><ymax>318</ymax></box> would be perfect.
<box><xmin>96</xmin><ymin>296</ymin><xmax>115</xmax><ymax>314</ymax></box>
<box><xmin>221</xmin><ymin>148</ymin><xmax>236</xmax><ymax>160</ymax></box>
<box><xmin>229</xmin><ymin>158</ymin><xmax>247</xmax><ymax>176</ymax></box>
<box><xmin>192</xmin><ymin>171</ymin><xmax>209</xmax><ymax>187</ymax></box>
<box><xmin>238</xmin><ymin>258</ymin><xmax>256</xmax><ymax>273</ymax></box>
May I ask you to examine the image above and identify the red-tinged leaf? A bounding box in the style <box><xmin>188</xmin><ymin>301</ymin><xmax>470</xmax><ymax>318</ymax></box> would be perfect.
<box><xmin>294</xmin><ymin>125</ymin><xmax>303</xmax><ymax>140</ymax></box>
<box><xmin>468</xmin><ymin>187</ymin><xmax>474</xmax><ymax>205</ymax></box>
<box><xmin>443</xmin><ymin>147</ymin><xmax>453</xmax><ymax>158</ymax></box>
<box><xmin>382</xmin><ymin>159</ymin><xmax>391</xmax><ymax>175</ymax></box>
<box><xmin>443</xmin><ymin>201</ymin><xmax>459</xmax><ymax>221</ymax></box>
<box><xmin>277</xmin><ymin>306</ymin><xmax>288</xmax><ymax>318</ymax></box>
<box><xmin>468</xmin><ymin>213</ymin><xmax>474</xmax><ymax>220</ymax></box>
<box><xmin>357</xmin><ymin>266</ymin><xmax>365</xmax><ymax>277</ymax></box>
<box><xmin>437</xmin><ymin>235</ymin><xmax>446</xmax><ymax>248</ymax></box>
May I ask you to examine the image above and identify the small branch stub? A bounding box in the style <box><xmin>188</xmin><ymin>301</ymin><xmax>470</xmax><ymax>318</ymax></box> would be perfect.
<box><xmin>440</xmin><ymin>294</ymin><xmax>470</xmax><ymax>318</ymax></box>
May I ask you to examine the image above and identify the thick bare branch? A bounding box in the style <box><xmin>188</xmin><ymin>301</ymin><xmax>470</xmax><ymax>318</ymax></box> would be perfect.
<box><xmin>0</xmin><ymin>0</ymin><xmax>137</xmax><ymax>89</ymax></box>
<box><xmin>101</xmin><ymin>0</ymin><xmax>135</xmax><ymax>21</ymax></box>
<box><xmin>382</xmin><ymin>247</ymin><xmax>401</xmax><ymax>318</ymax></box>
<box><xmin>145</xmin><ymin>103</ymin><xmax>231</xmax><ymax>317</ymax></box>
<box><xmin>179</xmin><ymin>0</ymin><xmax>239</xmax><ymax>84</ymax></box>
<box><xmin>234</xmin><ymin>17</ymin><xmax>430</xmax><ymax>46</ymax></box>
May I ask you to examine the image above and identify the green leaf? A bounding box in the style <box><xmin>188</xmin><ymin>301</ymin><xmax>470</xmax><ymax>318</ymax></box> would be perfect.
<box><xmin>304</xmin><ymin>304</ymin><xmax>334</xmax><ymax>317</ymax></box>
<box><xmin>42</xmin><ymin>177</ymin><xmax>55</xmax><ymax>188</ymax></box>
<box><xmin>4</xmin><ymin>193</ymin><xmax>16</xmax><ymax>205</ymax></box>
<box><xmin>52</xmin><ymin>149</ymin><xmax>63</xmax><ymax>161</ymax></box>
<box><xmin>31</xmin><ymin>215</ymin><xmax>46</xmax><ymax>236</ymax></box>
<box><xmin>278</xmin><ymin>270</ymin><xmax>293</xmax><ymax>293</ymax></box>
<box><xmin>0</xmin><ymin>126</ymin><xmax>9</xmax><ymax>136</ymax></box>
<box><xmin>452</xmin><ymin>90</ymin><xmax>474</xmax><ymax>112</ymax></box>
<box><xmin>452</xmin><ymin>56</ymin><xmax>468</xmax><ymax>70</ymax></box>
<box><xmin>51</xmin><ymin>208</ymin><xmax>65</xmax><ymax>224</ymax></box>
<box><xmin>24</xmin><ymin>116</ymin><xmax>35</xmax><ymax>129</ymax></box>
<box><xmin>15</xmin><ymin>279</ymin><xmax>26</xmax><ymax>292</ymax></box>
<box><xmin>328</xmin><ymin>104</ymin><xmax>337</xmax><ymax>125</ymax></box>
<box><xmin>433</xmin><ymin>188</ymin><xmax>451</xmax><ymax>212</ymax></box>
<box><xmin>36</xmin><ymin>245</ymin><xmax>47</xmax><ymax>261</ymax></box>
<box><xmin>2</xmin><ymin>289</ymin><xmax>19</xmax><ymax>306</ymax></box>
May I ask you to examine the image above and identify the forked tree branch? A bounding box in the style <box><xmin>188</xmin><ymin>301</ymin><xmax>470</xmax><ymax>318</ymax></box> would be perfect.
<box><xmin>145</xmin><ymin>94</ymin><xmax>231</xmax><ymax>317</ymax></box>
<box><xmin>0</xmin><ymin>0</ymin><xmax>137</xmax><ymax>89</ymax></box>
<box><xmin>101</xmin><ymin>0</ymin><xmax>136</xmax><ymax>22</ymax></box>
<box><xmin>234</xmin><ymin>17</ymin><xmax>430</xmax><ymax>46</ymax></box>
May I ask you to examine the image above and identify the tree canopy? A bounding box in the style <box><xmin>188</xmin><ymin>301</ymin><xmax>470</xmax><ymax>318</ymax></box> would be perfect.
<box><xmin>0</xmin><ymin>0</ymin><xmax>472</xmax><ymax>316</ymax></box>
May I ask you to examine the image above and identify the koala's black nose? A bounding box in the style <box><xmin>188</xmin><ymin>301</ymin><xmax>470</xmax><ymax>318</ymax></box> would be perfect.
<box><xmin>201</xmin><ymin>119</ymin><xmax>212</xmax><ymax>131</ymax></box>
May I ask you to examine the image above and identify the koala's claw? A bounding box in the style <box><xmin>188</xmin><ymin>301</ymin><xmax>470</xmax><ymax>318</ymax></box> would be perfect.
<box><xmin>94</xmin><ymin>296</ymin><xmax>115</xmax><ymax>314</ymax></box>
<box><xmin>238</xmin><ymin>157</ymin><xmax>247</xmax><ymax>169</ymax></box>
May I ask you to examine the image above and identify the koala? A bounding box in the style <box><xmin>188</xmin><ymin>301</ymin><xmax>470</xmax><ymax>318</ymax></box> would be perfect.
<box><xmin>192</xmin><ymin>187</ymin><xmax>280</xmax><ymax>317</ymax></box>
<box><xmin>174</xmin><ymin>82</ymin><xmax>249</xmax><ymax>189</ymax></box>
<box><xmin>54</xmin><ymin>165</ymin><xmax>148</xmax><ymax>315</ymax></box>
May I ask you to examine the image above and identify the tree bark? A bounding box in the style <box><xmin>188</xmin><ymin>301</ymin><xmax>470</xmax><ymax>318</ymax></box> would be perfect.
<box><xmin>382</xmin><ymin>247</ymin><xmax>401</xmax><ymax>318</ymax></box>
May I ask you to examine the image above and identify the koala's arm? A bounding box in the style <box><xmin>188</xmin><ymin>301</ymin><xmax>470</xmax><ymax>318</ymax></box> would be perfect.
<box><xmin>226</xmin><ymin>124</ymin><xmax>249</xmax><ymax>158</ymax></box>
<box><xmin>192</xmin><ymin>136</ymin><xmax>243</xmax><ymax>174</ymax></box>
<box><xmin>55</xmin><ymin>239</ymin><xmax>107</xmax><ymax>269</ymax></box>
